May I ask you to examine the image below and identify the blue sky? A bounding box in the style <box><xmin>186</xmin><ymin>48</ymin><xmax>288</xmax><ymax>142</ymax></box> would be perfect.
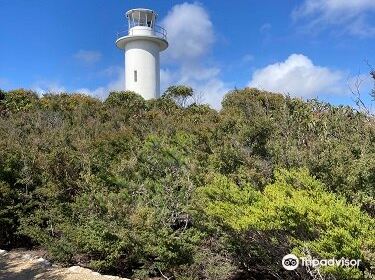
<box><xmin>0</xmin><ymin>0</ymin><xmax>374</xmax><ymax>108</ymax></box>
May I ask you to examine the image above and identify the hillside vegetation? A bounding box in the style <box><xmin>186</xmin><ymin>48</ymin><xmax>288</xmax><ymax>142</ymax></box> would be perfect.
<box><xmin>0</xmin><ymin>87</ymin><xmax>374</xmax><ymax>279</ymax></box>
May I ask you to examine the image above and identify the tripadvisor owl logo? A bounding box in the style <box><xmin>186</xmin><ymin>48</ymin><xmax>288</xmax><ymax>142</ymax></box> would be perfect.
<box><xmin>282</xmin><ymin>253</ymin><xmax>361</xmax><ymax>271</ymax></box>
<box><xmin>282</xmin><ymin>254</ymin><xmax>299</xmax><ymax>270</ymax></box>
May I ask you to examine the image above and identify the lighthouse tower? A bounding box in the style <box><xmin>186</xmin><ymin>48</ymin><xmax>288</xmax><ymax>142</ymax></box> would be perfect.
<box><xmin>116</xmin><ymin>8</ymin><xmax>168</xmax><ymax>100</ymax></box>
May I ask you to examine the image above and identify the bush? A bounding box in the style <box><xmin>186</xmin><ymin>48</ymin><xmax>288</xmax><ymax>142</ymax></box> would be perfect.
<box><xmin>1</xmin><ymin>88</ymin><xmax>374</xmax><ymax>279</ymax></box>
<box><xmin>3</xmin><ymin>89</ymin><xmax>39</xmax><ymax>112</ymax></box>
<box><xmin>195</xmin><ymin>169</ymin><xmax>375</xmax><ymax>279</ymax></box>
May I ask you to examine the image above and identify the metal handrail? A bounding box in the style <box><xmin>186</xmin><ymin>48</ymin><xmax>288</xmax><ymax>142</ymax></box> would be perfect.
<box><xmin>116</xmin><ymin>25</ymin><xmax>167</xmax><ymax>40</ymax></box>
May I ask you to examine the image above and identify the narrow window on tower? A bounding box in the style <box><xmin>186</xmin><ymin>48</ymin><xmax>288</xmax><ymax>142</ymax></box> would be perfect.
<box><xmin>134</xmin><ymin>70</ymin><xmax>137</xmax><ymax>82</ymax></box>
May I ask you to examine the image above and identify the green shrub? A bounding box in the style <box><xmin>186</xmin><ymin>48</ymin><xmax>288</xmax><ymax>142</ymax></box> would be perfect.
<box><xmin>1</xmin><ymin>88</ymin><xmax>375</xmax><ymax>279</ymax></box>
<box><xmin>3</xmin><ymin>89</ymin><xmax>39</xmax><ymax>112</ymax></box>
<box><xmin>195</xmin><ymin>169</ymin><xmax>375</xmax><ymax>279</ymax></box>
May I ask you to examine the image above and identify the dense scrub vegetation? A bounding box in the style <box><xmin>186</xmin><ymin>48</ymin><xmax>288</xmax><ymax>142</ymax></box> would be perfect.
<box><xmin>0</xmin><ymin>87</ymin><xmax>374</xmax><ymax>279</ymax></box>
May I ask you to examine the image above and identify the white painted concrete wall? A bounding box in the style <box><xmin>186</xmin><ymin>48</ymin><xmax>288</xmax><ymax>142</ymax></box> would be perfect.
<box><xmin>124</xmin><ymin>28</ymin><xmax>161</xmax><ymax>99</ymax></box>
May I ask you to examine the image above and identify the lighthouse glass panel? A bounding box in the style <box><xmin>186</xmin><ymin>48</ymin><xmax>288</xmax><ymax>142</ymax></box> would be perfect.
<box><xmin>128</xmin><ymin>11</ymin><xmax>155</xmax><ymax>29</ymax></box>
<box><xmin>139</xmin><ymin>12</ymin><xmax>146</xmax><ymax>26</ymax></box>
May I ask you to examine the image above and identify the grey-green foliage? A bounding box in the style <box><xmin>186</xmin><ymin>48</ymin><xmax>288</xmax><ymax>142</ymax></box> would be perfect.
<box><xmin>0</xmin><ymin>88</ymin><xmax>374</xmax><ymax>279</ymax></box>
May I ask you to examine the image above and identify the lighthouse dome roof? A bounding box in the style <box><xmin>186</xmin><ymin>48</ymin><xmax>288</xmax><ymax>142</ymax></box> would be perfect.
<box><xmin>126</xmin><ymin>8</ymin><xmax>157</xmax><ymax>18</ymax></box>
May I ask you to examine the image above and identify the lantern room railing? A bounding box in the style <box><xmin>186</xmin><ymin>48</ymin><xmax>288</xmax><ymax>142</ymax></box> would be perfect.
<box><xmin>116</xmin><ymin>25</ymin><xmax>167</xmax><ymax>40</ymax></box>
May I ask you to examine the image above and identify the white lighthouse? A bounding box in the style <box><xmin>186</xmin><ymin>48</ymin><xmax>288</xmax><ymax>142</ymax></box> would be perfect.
<box><xmin>116</xmin><ymin>8</ymin><xmax>168</xmax><ymax>100</ymax></box>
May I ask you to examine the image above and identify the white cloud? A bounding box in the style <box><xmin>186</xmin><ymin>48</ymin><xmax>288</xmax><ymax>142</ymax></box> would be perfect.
<box><xmin>33</xmin><ymin>81</ymin><xmax>67</xmax><ymax>95</ymax></box>
<box><xmin>160</xmin><ymin>2</ymin><xmax>228</xmax><ymax>108</ymax></box>
<box><xmin>160</xmin><ymin>69</ymin><xmax>174</xmax><ymax>90</ymax></box>
<box><xmin>33</xmin><ymin>67</ymin><xmax>124</xmax><ymax>99</ymax></box>
<box><xmin>161</xmin><ymin>2</ymin><xmax>214</xmax><ymax>62</ymax></box>
<box><xmin>191</xmin><ymin>77</ymin><xmax>229</xmax><ymax>109</ymax></box>
<box><xmin>293</xmin><ymin>0</ymin><xmax>375</xmax><ymax>36</ymax></box>
<box><xmin>248</xmin><ymin>54</ymin><xmax>345</xmax><ymax>98</ymax></box>
<box><xmin>161</xmin><ymin>65</ymin><xmax>229</xmax><ymax>109</ymax></box>
<box><xmin>74</xmin><ymin>50</ymin><xmax>102</xmax><ymax>64</ymax></box>
<box><xmin>76</xmin><ymin>68</ymin><xmax>124</xmax><ymax>99</ymax></box>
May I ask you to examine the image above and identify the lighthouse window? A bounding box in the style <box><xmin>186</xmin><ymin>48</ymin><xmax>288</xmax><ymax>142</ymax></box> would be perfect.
<box><xmin>134</xmin><ymin>70</ymin><xmax>138</xmax><ymax>82</ymax></box>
